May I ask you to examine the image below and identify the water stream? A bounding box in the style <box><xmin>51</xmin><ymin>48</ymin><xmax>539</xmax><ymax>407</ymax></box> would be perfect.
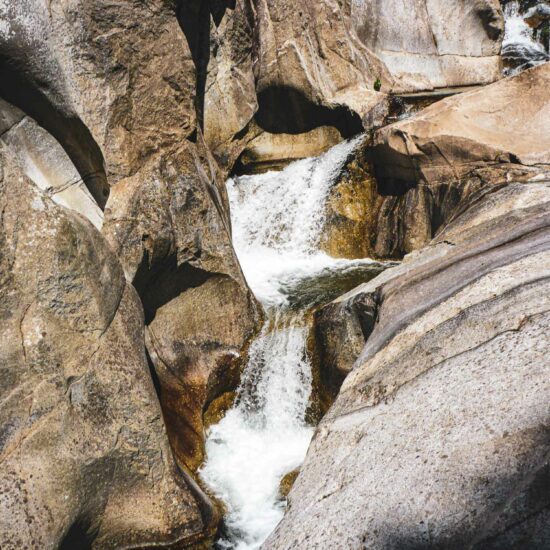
<box><xmin>200</xmin><ymin>137</ymin><xmax>387</xmax><ymax>549</ymax></box>
<box><xmin>502</xmin><ymin>1</ymin><xmax>549</xmax><ymax>75</ymax></box>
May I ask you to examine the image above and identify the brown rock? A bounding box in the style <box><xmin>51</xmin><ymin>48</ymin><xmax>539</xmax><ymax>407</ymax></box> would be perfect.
<box><xmin>0</xmin><ymin>148</ymin><xmax>216</xmax><ymax>549</ymax></box>
<box><xmin>320</xmin><ymin>138</ymin><xmax>385</xmax><ymax>259</ymax></box>
<box><xmin>102</xmin><ymin>135</ymin><xmax>262</xmax><ymax>472</ymax></box>
<box><xmin>1</xmin><ymin>0</ymin><xmax>262</xmax><ymax>490</ymax></box>
<box><xmin>279</xmin><ymin>469</ymin><xmax>300</xmax><ymax>500</ymax></box>
<box><xmin>253</xmin><ymin>0</ymin><xmax>391</xmax><ymax>133</ymax></box>
<box><xmin>372</xmin><ymin>63</ymin><xmax>550</xmax><ymax>258</ymax></box>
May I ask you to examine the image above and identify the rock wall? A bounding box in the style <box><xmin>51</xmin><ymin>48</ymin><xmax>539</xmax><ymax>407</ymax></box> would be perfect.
<box><xmin>372</xmin><ymin>62</ymin><xmax>550</xmax><ymax>257</ymax></box>
<box><xmin>351</xmin><ymin>0</ymin><xmax>504</xmax><ymax>91</ymax></box>
<box><xmin>0</xmin><ymin>0</ymin><xmax>262</xmax><ymax>545</ymax></box>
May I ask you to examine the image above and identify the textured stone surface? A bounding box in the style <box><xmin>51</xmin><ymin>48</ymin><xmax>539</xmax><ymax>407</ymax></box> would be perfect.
<box><xmin>320</xmin><ymin>138</ymin><xmax>385</xmax><ymax>259</ymax></box>
<box><xmin>0</xmin><ymin>148</ymin><xmax>215</xmax><ymax>549</ymax></box>
<box><xmin>264</xmin><ymin>178</ymin><xmax>550</xmax><ymax>550</ymax></box>
<box><xmin>0</xmin><ymin>98</ymin><xmax>103</xmax><ymax>229</ymax></box>
<box><xmin>253</xmin><ymin>0</ymin><xmax>391</xmax><ymax>132</ymax></box>
<box><xmin>371</xmin><ymin>62</ymin><xmax>550</xmax><ymax>258</ymax></box>
<box><xmin>352</xmin><ymin>0</ymin><xmax>504</xmax><ymax>91</ymax></box>
<box><xmin>0</xmin><ymin>0</ymin><xmax>261</xmax><ymax>503</ymax></box>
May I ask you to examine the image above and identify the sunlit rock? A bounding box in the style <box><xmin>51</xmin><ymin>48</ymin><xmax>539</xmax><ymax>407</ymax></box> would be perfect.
<box><xmin>0</xmin><ymin>146</ymin><xmax>216</xmax><ymax>549</ymax></box>
<box><xmin>351</xmin><ymin>0</ymin><xmax>504</xmax><ymax>91</ymax></box>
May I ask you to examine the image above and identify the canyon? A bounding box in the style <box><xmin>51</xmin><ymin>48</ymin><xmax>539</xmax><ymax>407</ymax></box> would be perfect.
<box><xmin>0</xmin><ymin>1</ymin><xmax>548</xmax><ymax>549</ymax></box>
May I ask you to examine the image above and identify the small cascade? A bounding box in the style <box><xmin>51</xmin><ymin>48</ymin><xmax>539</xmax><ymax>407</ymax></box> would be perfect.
<box><xmin>200</xmin><ymin>137</ymin><xmax>387</xmax><ymax>549</ymax></box>
<box><xmin>502</xmin><ymin>1</ymin><xmax>550</xmax><ymax>75</ymax></box>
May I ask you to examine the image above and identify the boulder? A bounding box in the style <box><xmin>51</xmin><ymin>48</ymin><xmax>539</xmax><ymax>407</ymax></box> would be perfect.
<box><xmin>371</xmin><ymin>62</ymin><xmax>550</xmax><ymax>257</ymax></box>
<box><xmin>0</xmin><ymin>148</ymin><xmax>216</xmax><ymax>549</ymax></box>
<box><xmin>264</xmin><ymin>175</ymin><xmax>550</xmax><ymax>550</ymax></box>
<box><xmin>238</xmin><ymin>126</ymin><xmax>343</xmax><ymax>174</ymax></box>
<box><xmin>196</xmin><ymin>0</ymin><xmax>392</xmax><ymax>174</ymax></box>
<box><xmin>188</xmin><ymin>0</ymin><xmax>260</xmax><ymax>173</ymax></box>
<box><xmin>320</xmin><ymin>137</ymin><xmax>385</xmax><ymax>259</ymax></box>
<box><xmin>351</xmin><ymin>0</ymin><xmax>504</xmax><ymax>91</ymax></box>
<box><xmin>0</xmin><ymin>0</ymin><xmax>262</xmax><ymax>473</ymax></box>
<box><xmin>102</xmin><ymin>133</ymin><xmax>262</xmax><ymax>472</ymax></box>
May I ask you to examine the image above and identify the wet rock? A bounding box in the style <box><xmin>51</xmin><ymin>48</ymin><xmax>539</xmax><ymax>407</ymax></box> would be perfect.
<box><xmin>102</xmin><ymin>135</ymin><xmax>262</xmax><ymax>472</ymax></box>
<box><xmin>0</xmin><ymin>148</ymin><xmax>216</xmax><ymax>549</ymax></box>
<box><xmin>264</xmin><ymin>175</ymin><xmax>550</xmax><ymax>550</ymax></box>
<box><xmin>525</xmin><ymin>4</ymin><xmax>550</xmax><ymax>27</ymax></box>
<box><xmin>279</xmin><ymin>469</ymin><xmax>300</xmax><ymax>500</ymax></box>
<box><xmin>313</xmin><ymin>293</ymin><xmax>378</xmax><ymax>400</ymax></box>
<box><xmin>352</xmin><ymin>0</ymin><xmax>504</xmax><ymax>91</ymax></box>
<box><xmin>320</xmin><ymin>139</ymin><xmax>385</xmax><ymax>260</ymax></box>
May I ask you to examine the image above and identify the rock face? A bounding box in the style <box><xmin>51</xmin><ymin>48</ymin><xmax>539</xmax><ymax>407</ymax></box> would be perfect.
<box><xmin>264</xmin><ymin>63</ymin><xmax>550</xmax><ymax>549</ymax></box>
<box><xmin>0</xmin><ymin>0</ymin><xmax>262</xmax><ymax>473</ymax></box>
<box><xmin>265</xmin><ymin>174</ymin><xmax>550</xmax><ymax>550</ymax></box>
<box><xmin>0</xmin><ymin>98</ymin><xmax>103</xmax><ymax>230</ymax></box>
<box><xmin>0</xmin><ymin>149</ymin><xmax>215</xmax><ymax>549</ymax></box>
<box><xmin>252</xmin><ymin>0</ymin><xmax>391</xmax><ymax>132</ymax></box>
<box><xmin>196</xmin><ymin>0</ymin><xmax>392</xmax><ymax>174</ymax></box>
<box><xmin>371</xmin><ymin>62</ymin><xmax>550</xmax><ymax>258</ymax></box>
<box><xmin>351</xmin><ymin>0</ymin><xmax>504</xmax><ymax>91</ymax></box>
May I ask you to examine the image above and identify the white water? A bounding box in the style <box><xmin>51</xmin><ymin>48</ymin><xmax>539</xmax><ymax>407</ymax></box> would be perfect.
<box><xmin>200</xmin><ymin>136</ymin><xmax>380</xmax><ymax>549</ymax></box>
<box><xmin>503</xmin><ymin>1</ymin><xmax>549</xmax><ymax>75</ymax></box>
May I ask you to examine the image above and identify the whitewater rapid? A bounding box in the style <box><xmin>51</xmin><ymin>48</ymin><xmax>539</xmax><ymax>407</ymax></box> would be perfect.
<box><xmin>200</xmin><ymin>136</ymin><xmax>384</xmax><ymax>549</ymax></box>
<box><xmin>502</xmin><ymin>1</ymin><xmax>549</xmax><ymax>75</ymax></box>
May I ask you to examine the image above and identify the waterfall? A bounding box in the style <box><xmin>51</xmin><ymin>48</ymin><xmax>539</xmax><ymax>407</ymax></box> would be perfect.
<box><xmin>200</xmin><ymin>136</ymin><xmax>387</xmax><ymax>549</ymax></box>
<box><xmin>502</xmin><ymin>1</ymin><xmax>549</xmax><ymax>75</ymax></box>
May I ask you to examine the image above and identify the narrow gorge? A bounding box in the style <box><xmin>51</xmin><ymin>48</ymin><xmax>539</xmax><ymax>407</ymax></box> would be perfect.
<box><xmin>0</xmin><ymin>1</ymin><xmax>548</xmax><ymax>550</ymax></box>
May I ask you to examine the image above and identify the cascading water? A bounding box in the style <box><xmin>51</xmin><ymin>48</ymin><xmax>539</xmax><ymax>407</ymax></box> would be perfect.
<box><xmin>502</xmin><ymin>1</ymin><xmax>549</xmax><ymax>75</ymax></box>
<box><xmin>199</xmin><ymin>137</ymin><xmax>388</xmax><ymax>549</ymax></box>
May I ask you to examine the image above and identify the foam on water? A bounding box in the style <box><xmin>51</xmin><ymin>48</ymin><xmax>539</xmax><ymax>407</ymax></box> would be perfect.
<box><xmin>200</xmin><ymin>136</ymin><xmax>372</xmax><ymax>549</ymax></box>
<box><xmin>503</xmin><ymin>1</ymin><xmax>549</xmax><ymax>75</ymax></box>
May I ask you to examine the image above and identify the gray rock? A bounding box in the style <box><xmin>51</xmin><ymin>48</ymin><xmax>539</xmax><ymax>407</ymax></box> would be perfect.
<box><xmin>264</xmin><ymin>178</ymin><xmax>550</xmax><ymax>550</ymax></box>
<box><xmin>352</xmin><ymin>0</ymin><xmax>504</xmax><ymax>91</ymax></box>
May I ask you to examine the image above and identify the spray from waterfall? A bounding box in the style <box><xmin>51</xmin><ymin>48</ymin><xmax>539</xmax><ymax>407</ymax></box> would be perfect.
<box><xmin>200</xmin><ymin>136</ymin><xmax>385</xmax><ymax>549</ymax></box>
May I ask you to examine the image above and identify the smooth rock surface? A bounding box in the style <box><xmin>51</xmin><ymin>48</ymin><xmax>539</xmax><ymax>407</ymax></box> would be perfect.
<box><xmin>264</xmin><ymin>177</ymin><xmax>550</xmax><ymax>550</ymax></box>
<box><xmin>0</xmin><ymin>148</ymin><xmax>215</xmax><ymax>549</ymax></box>
<box><xmin>352</xmin><ymin>0</ymin><xmax>504</xmax><ymax>91</ymax></box>
<box><xmin>253</xmin><ymin>0</ymin><xmax>391</xmax><ymax>133</ymax></box>
<box><xmin>0</xmin><ymin>98</ymin><xmax>103</xmax><ymax>229</ymax></box>
<box><xmin>371</xmin><ymin>62</ymin><xmax>550</xmax><ymax>257</ymax></box>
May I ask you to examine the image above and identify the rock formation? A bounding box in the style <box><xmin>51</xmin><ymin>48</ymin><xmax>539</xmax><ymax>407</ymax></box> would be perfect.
<box><xmin>265</xmin><ymin>63</ymin><xmax>550</xmax><ymax>549</ymax></box>
<box><xmin>0</xmin><ymin>0</ymin><xmax>548</xmax><ymax>548</ymax></box>
<box><xmin>371</xmin><ymin>62</ymin><xmax>550</xmax><ymax>257</ymax></box>
<box><xmin>0</xmin><ymin>147</ymin><xmax>216</xmax><ymax>549</ymax></box>
<box><xmin>351</xmin><ymin>0</ymin><xmax>505</xmax><ymax>91</ymax></box>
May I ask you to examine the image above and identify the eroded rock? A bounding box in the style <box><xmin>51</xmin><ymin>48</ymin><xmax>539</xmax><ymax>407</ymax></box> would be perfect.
<box><xmin>352</xmin><ymin>0</ymin><xmax>504</xmax><ymax>91</ymax></box>
<box><xmin>265</xmin><ymin>175</ymin><xmax>550</xmax><ymax>550</ymax></box>
<box><xmin>0</xmin><ymin>148</ymin><xmax>216</xmax><ymax>549</ymax></box>
<box><xmin>372</xmin><ymin>62</ymin><xmax>550</xmax><ymax>257</ymax></box>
